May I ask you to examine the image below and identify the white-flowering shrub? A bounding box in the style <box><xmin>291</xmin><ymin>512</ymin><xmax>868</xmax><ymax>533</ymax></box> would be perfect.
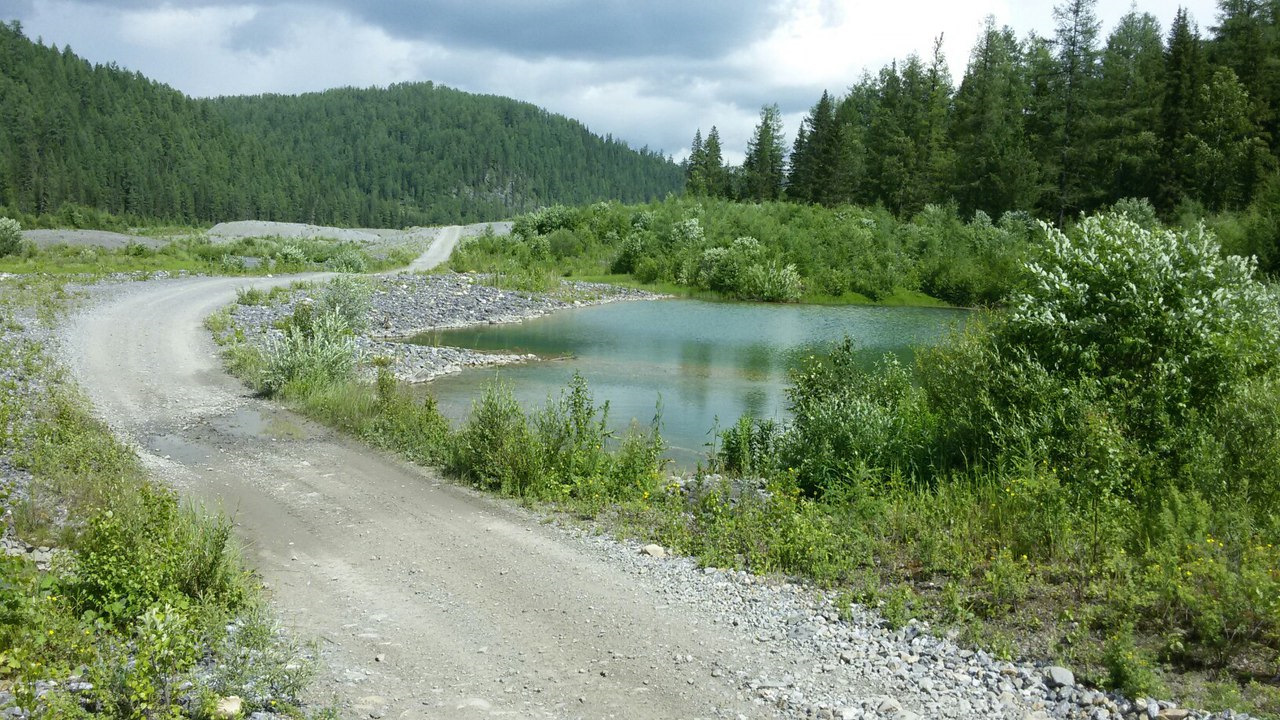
<box><xmin>0</xmin><ymin>217</ymin><xmax>21</xmax><ymax>256</ymax></box>
<box><xmin>1004</xmin><ymin>214</ymin><xmax>1280</xmax><ymax>419</ymax></box>
<box><xmin>668</xmin><ymin>217</ymin><xmax>705</xmax><ymax>246</ymax></box>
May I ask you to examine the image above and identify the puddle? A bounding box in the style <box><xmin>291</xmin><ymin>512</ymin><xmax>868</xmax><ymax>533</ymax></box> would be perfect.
<box><xmin>147</xmin><ymin>433</ymin><xmax>215</xmax><ymax>466</ymax></box>
<box><xmin>206</xmin><ymin>407</ymin><xmax>316</xmax><ymax>441</ymax></box>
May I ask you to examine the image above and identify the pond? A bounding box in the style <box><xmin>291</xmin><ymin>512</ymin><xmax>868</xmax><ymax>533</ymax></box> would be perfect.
<box><xmin>412</xmin><ymin>299</ymin><xmax>965</xmax><ymax>468</ymax></box>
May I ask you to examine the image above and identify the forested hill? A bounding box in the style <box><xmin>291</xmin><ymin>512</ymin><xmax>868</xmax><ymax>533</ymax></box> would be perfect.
<box><xmin>209</xmin><ymin>84</ymin><xmax>682</xmax><ymax>225</ymax></box>
<box><xmin>0</xmin><ymin>22</ymin><xmax>683</xmax><ymax>227</ymax></box>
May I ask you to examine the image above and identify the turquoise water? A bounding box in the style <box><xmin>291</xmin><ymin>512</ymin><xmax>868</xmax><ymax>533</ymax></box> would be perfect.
<box><xmin>414</xmin><ymin>299</ymin><xmax>964</xmax><ymax>467</ymax></box>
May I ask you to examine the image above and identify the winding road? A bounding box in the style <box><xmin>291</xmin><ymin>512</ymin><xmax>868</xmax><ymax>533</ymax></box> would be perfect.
<box><xmin>61</xmin><ymin>228</ymin><xmax>772</xmax><ymax>720</ymax></box>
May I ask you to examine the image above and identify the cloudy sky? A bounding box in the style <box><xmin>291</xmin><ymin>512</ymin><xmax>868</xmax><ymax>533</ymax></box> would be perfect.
<box><xmin>9</xmin><ymin>0</ymin><xmax>1221</xmax><ymax>163</ymax></box>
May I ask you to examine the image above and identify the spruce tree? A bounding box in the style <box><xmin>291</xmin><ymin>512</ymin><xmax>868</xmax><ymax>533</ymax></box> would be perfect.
<box><xmin>787</xmin><ymin>91</ymin><xmax>840</xmax><ymax>204</ymax></box>
<box><xmin>743</xmin><ymin>104</ymin><xmax>786</xmax><ymax>201</ymax></box>
<box><xmin>1050</xmin><ymin>0</ymin><xmax>1103</xmax><ymax>222</ymax></box>
<box><xmin>1162</xmin><ymin>8</ymin><xmax>1210</xmax><ymax>207</ymax></box>
<box><xmin>1093</xmin><ymin>10</ymin><xmax>1165</xmax><ymax>207</ymax></box>
<box><xmin>951</xmin><ymin>18</ymin><xmax>1039</xmax><ymax>215</ymax></box>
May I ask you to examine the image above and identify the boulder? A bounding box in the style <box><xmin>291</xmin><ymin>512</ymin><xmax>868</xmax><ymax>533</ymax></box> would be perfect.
<box><xmin>1043</xmin><ymin>665</ymin><xmax>1075</xmax><ymax>689</ymax></box>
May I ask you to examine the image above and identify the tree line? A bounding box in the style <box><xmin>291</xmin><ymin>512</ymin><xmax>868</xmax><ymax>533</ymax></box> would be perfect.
<box><xmin>686</xmin><ymin>0</ymin><xmax>1280</xmax><ymax>224</ymax></box>
<box><xmin>0</xmin><ymin>21</ymin><xmax>683</xmax><ymax>228</ymax></box>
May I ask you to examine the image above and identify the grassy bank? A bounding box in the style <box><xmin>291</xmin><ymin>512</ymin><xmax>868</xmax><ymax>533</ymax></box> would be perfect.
<box><xmin>217</xmin><ymin>210</ymin><xmax>1280</xmax><ymax>718</ymax></box>
<box><xmin>0</xmin><ymin>277</ymin><xmax>320</xmax><ymax>719</ymax></box>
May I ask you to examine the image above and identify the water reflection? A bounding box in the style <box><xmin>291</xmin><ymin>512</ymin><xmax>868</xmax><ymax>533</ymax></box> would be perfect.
<box><xmin>413</xmin><ymin>299</ymin><xmax>963</xmax><ymax>468</ymax></box>
<box><xmin>738</xmin><ymin>343</ymin><xmax>773</xmax><ymax>381</ymax></box>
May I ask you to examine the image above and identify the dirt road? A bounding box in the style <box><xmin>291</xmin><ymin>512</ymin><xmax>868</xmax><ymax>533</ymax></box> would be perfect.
<box><xmin>404</xmin><ymin>223</ymin><xmax>511</xmax><ymax>273</ymax></box>
<box><xmin>61</xmin><ymin>232</ymin><xmax>772</xmax><ymax>720</ymax></box>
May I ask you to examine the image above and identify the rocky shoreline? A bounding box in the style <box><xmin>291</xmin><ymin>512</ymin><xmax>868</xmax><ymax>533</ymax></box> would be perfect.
<box><xmin>222</xmin><ymin>272</ymin><xmax>663</xmax><ymax>383</ymax></box>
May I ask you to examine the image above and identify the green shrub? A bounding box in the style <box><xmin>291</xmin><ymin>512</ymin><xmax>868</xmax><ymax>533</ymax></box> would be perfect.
<box><xmin>1103</xmin><ymin>625</ymin><xmax>1166</xmax><ymax>697</ymax></box>
<box><xmin>325</xmin><ymin>248</ymin><xmax>368</xmax><ymax>273</ymax></box>
<box><xmin>514</xmin><ymin>204</ymin><xmax>576</xmax><ymax>237</ymax></box>
<box><xmin>0</xmin><ymin>217</ymin><xmax>23</xmax><ymax>256</ymax></box>
<box><xmin>783</xmin><ymin>344</ymin><xmax>935</xmax><ymax>493</ymax></box>
<box><xmin>450</xmin><ymin>381</ymin><xmax>541</xmax><ymax>494</ymax></box>
<box><xmin>261</xmin><ymin>308</ymin><xmax>358</xmax><ymax>396</ymax></box>
<box><xmin>316</xmin><ymin>276</ymin><xmax>372</xmax><ymax>332</ymax></box>
<box><xmin>532</xmin><ymin>372</ymin><xmax>611</xmax><ymax>493</ymax></box>
<box><xmin>273</xmin><ymin>243</ymin><xmax>308</xmax><ymax>266</ymax></box>
<box><xmin>717</xmin><ymin>415</ymin><xmax>782</xmax><ymax>477</ymax></box>
<box><xmin>236</xmin><ymin>286</ymin><xmax>269</xmax><ymax>305</ymax></box>
<box><xmin>67</xmin><ymin>484</ymin><xmax>244</xmax><ymax>624</ymax></box>
<box><xmin>739</xmin><ymin>261</ymin><xmax>802</xmax><ymax>302</ymax></box>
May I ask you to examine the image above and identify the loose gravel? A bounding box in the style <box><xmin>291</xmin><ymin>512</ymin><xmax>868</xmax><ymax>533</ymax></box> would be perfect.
<box><xmin>558</xmin><ymin>526</ymin><xmax>1257</xmax><ymax>720</ymax></box>
<box><xmin>222</xmin><ymin>272</ymin><xmax>661</xmax><ymax>383</ymax></box>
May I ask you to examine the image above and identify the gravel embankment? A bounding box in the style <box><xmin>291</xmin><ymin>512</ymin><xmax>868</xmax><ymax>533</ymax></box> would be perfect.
<box><xmin>223</xmin><ymin>272</ymin><xmax>660</xmax><ymax>382</ymax></box>
<box><xmin>21</xmin><ymin>229</ymin><xmax>169</xmax><ymax>250</ymax></box>
<box><xmin>0</xmin><ymin>297</ymin><xmax>47</xmax><ymax>561</ymax></box>
<box><xmin>556</xmin><ymin>526</ymin><xmax>1250</xmax><ymax>720</ymax></box>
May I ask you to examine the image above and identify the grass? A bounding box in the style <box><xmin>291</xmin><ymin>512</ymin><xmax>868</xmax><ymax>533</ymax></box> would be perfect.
<box><xmin>0</xmin><ymin>276</ymin><xmax>320</xmax><ymax>719</ymax></box>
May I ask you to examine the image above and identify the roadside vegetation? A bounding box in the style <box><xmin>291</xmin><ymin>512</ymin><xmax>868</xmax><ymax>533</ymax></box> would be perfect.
<box><xmin>0</xmin><ymin>278</ymin><xmax>321</xmax><ymax>719</ymax></box>
<box><xmin>224</xmin><ymin>207</ymin><xmax>1280</xmax><ymax>716</ymax></box>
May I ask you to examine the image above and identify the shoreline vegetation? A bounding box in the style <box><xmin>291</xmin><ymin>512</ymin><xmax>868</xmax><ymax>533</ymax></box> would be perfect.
<box><xmin>205</xmin><ymin>204</ymin><xmax>1279</xmax><ymax>718</ymax></box>
<box><xmin>0</xmin><ymin>277</ymin><xmax>324</xmax><ymax>719</ymax></box>
<box><xmin>448</xmin><ymin>197</ymin><xmax>1027</xmax><ymax>307</ymax></box>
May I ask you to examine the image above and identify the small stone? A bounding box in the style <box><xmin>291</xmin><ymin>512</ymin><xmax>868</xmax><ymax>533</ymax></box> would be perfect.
<box><xmin>1157</xmin><ymin>710</ymin><xmax>1190</xmax><ymax>720</ymax></box>
<box><xmin>1043</xmin><ymin>666</ymin><xmax>1075</xmax><ymax>689</ymax></box>
<box><xmin>640</xmin><ymin>544</ymin><xmax>666</xmax><ymax>558</ymax></box>
<box><xmin>877</xmin><ymin>697</ymin><xmax>901</xmax><ymax>714</ymax></box>
<box><xmin>213</xmin><ymin>695</ymin><xmax>243</xmax><ymax>719</ymax></box>
<box><xmin>374</xmin><ymin>653</ymin><xmax>385</xmax><ymax>663</ymax></box>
